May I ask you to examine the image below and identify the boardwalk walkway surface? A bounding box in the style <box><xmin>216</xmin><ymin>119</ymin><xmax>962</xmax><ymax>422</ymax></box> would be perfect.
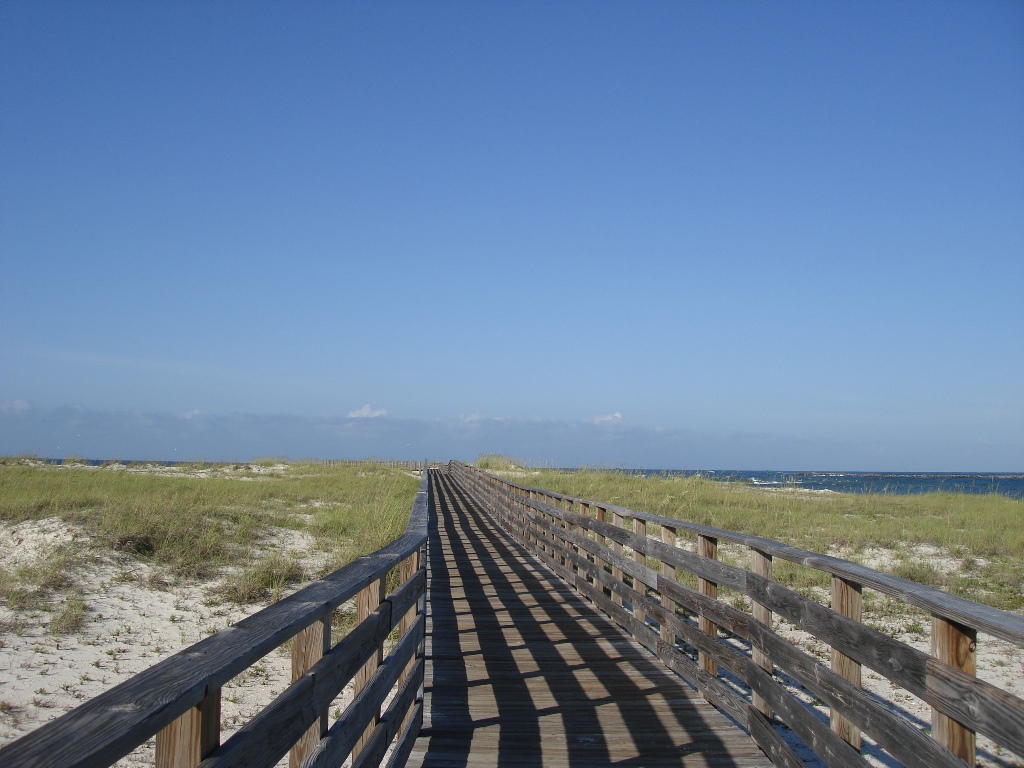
<box><xmin>409</xmin><ymin>470</ymin><xmax>772</xmax><ymax>767</ymax></box>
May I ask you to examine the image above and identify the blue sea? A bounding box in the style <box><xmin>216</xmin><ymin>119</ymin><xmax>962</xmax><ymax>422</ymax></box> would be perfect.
<box><xmin>609</xmin><ymin>470</ymin><xmax>1024</xmax><ymax>500</ymax></box>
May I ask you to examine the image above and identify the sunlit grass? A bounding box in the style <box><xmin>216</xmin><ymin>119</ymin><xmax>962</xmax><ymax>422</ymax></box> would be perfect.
<box><xmin>0</xmin><ymin>460</ymin><xmax>421</xmax><ymax>604</ymax></box>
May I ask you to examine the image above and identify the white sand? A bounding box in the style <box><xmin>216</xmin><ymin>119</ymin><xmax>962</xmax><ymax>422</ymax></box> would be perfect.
<box><xmin>0</xmin><ymin>515</ymin><xmax>353</xmax><ymax>766</ymax></box>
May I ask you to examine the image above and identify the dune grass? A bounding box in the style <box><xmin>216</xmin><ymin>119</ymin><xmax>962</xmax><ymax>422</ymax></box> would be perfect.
<box><xmin>0</xmin><ymin>459</ymin><xmax>421</xmax><ymax>612</ymax></box>
<box><xmin>475</xmin><ymin>453</ymin><xmax>524</xmax><ymax>471</ymax></box>
<box><xmin>486</xmin><ymin>464</ymin><xmax>1024</xmax><ymax>612</ymax></box>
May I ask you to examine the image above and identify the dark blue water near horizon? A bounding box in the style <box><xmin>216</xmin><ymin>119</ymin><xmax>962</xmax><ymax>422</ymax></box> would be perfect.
<box><xmin>603</xmin><ymin>469</ymin><xmax>1024</xmax><ymax>500</ymax></box>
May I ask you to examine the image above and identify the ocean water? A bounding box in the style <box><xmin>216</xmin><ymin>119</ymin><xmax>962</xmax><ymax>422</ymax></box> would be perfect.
<box><xmin>619</xmin><ymin>470</ymin><xmax>1024</xmax><ymax>500</ymax></box>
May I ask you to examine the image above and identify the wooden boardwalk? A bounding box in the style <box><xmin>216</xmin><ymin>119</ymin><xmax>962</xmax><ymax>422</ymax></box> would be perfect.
<box><xmin>409</xmin><ymin>470</ymin><xmax>772</xmax><ymax>767</ymax></box>
<box><xmin>5</xmin><ymin>463</ymin><xmax>1022</xmax><ymax>767</ymax></box>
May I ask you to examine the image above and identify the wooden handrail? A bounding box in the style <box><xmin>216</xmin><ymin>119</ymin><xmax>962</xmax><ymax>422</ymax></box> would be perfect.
<box><xmin>1</xmin><ymin>463</ymin><xmax>432</xmax><ymax>768</ymax></box>
<box><xmin>451</xmin><ymin>461</ymin><xmax>1024</xmax><ymax>768</ymax></box>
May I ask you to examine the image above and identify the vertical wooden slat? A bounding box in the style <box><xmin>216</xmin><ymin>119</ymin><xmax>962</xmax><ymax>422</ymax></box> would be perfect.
<box><xmin>595</xmin><ymin>506</ymin><xmax>607</xmax><ymax>543</ymax></box>
<box><xmin>289</xmin><ymin>614</ymin><xmax>329</xmax><ymax>768</ymax></box>
<box><xmin>541</xmin><ymin>493</ymin><xmax>552</xmax><ymax>558</ymax></box>
<box><xmin>830</xmin><ymin>576</ymin><xmax>863</xmax><ymax>751</ymax></box>
<box><xmin>398</xmin><ymin>551</ymin><xmax>421</xmax><ymax>732</ymax></box>
<box><xmin>525</xmin><ymin>490</ymin><xmax>534</xmax><ymax>548</ymax></box>
<box><xmin>931</xmin><ymin>616</ymin><xmax>977</xmax><ymax>764</ymax></box>
<box><xmin>155</xmin><ymin>687</ymin><xmax>220</xmax><ymax>768</ymax></box>
<box><xmin>565</xmin><ymin>495</ymin><xmax>573</xmax><ymax>569</ymax></box>
<box><xmin>577</xmin><ymin>501</ymin><xmax>589</xmax><ymax>580</ymax></box>
<box><xmin>561</xmin><ymin>497</ymin><xmax>572</xmax><ymax>567</ymax></box>
<box><xmin>633</xmin><ymin>518</ymin><xmax>647</xmax><ymax>623</ymax></box>
<box><xmin>697</xmin><ymin>534</ymin><xmax>718</xmax><ymax>679</ymax></box>
<box><xmin>660</xmin><ymin>525</ymin><xmax>678</xmax><ymax>649</ymax></box>
<box><xmin>352</xmin><ymin>577</ymin><xmax>385</xmax><ymax>760</ymax></box>
<box><xmin>399</xmin><ymin>552</ymin><xmax>420</xmax><ymax>672</ymax></box>
<box><xmin>611</xmin><ymin>512</ymin><xmax>625</xmax><ymax>606</ymax></box>
<box><xmin>522</xmin><ymin>490</ymin><xmax>531</xmax><ymax>546</ymax></box>
<box><xmin>532</xmin><ymin>491</ymin><xmax>542</xmax><ymax>554</ymax></box>
<box><xmin>750</xmin><ymin>548</ymin><xmax>774</xmax><ymax>718</ymax></box>
<box><xmin>595</xmin><ymin>506</ymin><xmax>610</xmax><ymax>600</ymax></box>
<box><xmin>552</xmin><ymin>495</ymin><xmax>560</xmax><ymax>559</ymax></box>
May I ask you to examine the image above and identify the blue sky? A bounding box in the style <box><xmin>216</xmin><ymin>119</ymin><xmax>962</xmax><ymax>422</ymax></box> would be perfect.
<box><xmin>2</xmin><ymin>1</ymin><xmax>1022</xmax><ymax>470</ymax></box>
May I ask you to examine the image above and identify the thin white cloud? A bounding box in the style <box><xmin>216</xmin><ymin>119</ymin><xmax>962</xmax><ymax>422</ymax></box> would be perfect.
<box><xmin>181</xmin><ymin>409</ymin><xmax>201</xmax><ymax>420</ymax></box>
<box><xmin>0</xmin><ymin>399</ymin><xmax>33</xmax><ymax>416</ymax></box>
<box><xmin>348</xmin><ymin>404</ymin><xmax>387</xmax><ymax>419</ymax></box>
<box><xmin>593</xmin><ymin>412</ymin><xmax>623</xmax><ymax>424</ymax></box>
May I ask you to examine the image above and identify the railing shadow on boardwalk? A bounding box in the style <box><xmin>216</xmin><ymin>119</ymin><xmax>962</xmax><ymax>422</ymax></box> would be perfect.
<box><xmin>449</xmin><ymin>461</ymin><xmax>1024</xmax><ymax>768</ymax></box>
<box><xmin>414</xmin><ymin>470</ymin><xmax>755</xmax><ymax>767</ymax></box>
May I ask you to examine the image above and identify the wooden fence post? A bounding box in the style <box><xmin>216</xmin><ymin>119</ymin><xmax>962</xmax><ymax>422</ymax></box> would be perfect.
<box><xmin>561</xmin><ymin>497</ymin><xmax>572</xmax><ymax>568</ymax></box>
<box><xmin>595</xmin><ymin>506</ymin><xmax>611</xmax><ymax>601</ymax></box>
<box><xmin>399</xmin><ymin>551</ymin><xmax>421</xmax><ymax>679</ymax></box>
<box><xmin>931</xmin><ymin>616</ymin><xmax>977</xmax><ymax>764</ymax></box>
<box><xmin>697</xmin><ymin>535</ymin><xmax>718</xmax><ymax>680</ymax></box>
<box><xmin>830</xmin><ymin>576</ymin><xmax>863</xmax><ymax>751</ymax></box>
<box><xmin>399</xmin><ymin>551</ymin><xmax>422</xmax><ymax>732</ymax></box>
<box><xmin>289</xmin><ymin>612</ymin><xmax>330</xmax><ymax>768</ymax></box>
<box><xmin>353</xmin><ymin>577</ymin><xmax>385</xmax><ymax>760</ymax></box>
<box><xmin>611</xmin><ymin>512</ymin><xmax>625</xmax><ymax>607</ymax></box>
<box><xmin>660</xmin><ymin>525</ymin><xmax>678</xmax><ymax>649</ymax></box>
<box><xmin>578</xmin><ymin>502</ymin><xmax>590</xmax><ymax>581</ymax></box>
<box><xmin>750</xmin><ymin>549</ymin><xmax>773</xmax><ymax>719</ymax></box>
<box><xmin>544</xmin><ymin>494</ymin><xmax>556</xmax><ymax>559</ymax></box>
<box><xmin>595</xmin><ymin>506</ymin><xmax>607</xmax><ymax>545</ymax></box>
<box><xmin>155</xmin><ymin>687</ymin><xmax>220</xmax><ymax>768</ymax></box>
<box><xmin>633</xmin><ymin>518</ymin><xmax>647</xmax><ymax>623</ymax></box>
<box><xmin>532</xmin><ymin>489</ymin><xmax>540</xmax><ymax>548</ymax></box>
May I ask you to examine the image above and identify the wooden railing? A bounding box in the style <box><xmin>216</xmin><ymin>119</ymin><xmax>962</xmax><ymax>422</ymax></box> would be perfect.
<box><xmin>1</xmin><ymin>464</ymin><xmax>432</xmax><ymax>768</ymax></box>
<box><xmin>450</xmin><ymin>461</ymin><xmax>1024</xmax><ymax>768</ymax></box>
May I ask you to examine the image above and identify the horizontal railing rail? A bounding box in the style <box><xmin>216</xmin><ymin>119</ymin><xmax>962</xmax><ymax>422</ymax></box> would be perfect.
<box><xmin>1</xmin><ymin>463</ymin><xmax>433</xmax><ymax>768</ymax></box>
<box><xmin>449</xmin><ymin>460</ymin><xmax>1024</xmax><ymax>768</ymax></box>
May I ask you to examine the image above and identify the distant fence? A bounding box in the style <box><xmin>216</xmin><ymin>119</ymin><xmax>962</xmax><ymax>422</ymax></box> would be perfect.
<box><xmin>1</xmin><ymin>465</ymin><xmax>432</xmax><ymax>768</ymax></box>
<box><xmin>450</xmin><ymin>461</ymin><xmax>1024</xmax><ymax>768</ymax></box>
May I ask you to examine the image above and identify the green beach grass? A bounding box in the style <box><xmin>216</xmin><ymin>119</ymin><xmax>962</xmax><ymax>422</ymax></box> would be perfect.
<box><xmin>0</xmin><ymin>459</ymin><xmax>420</xmax><ymax>621</ymax></box>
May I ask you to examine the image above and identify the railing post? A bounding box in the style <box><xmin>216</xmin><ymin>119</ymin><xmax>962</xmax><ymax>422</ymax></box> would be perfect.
<box><xmin>931</xmin><ymin>616</ymin><xmax>977</xmax><ymax>764</ymax></box>
<box><xmin>561</xmin><ymin>497</ymin><xmax>572</xmax><ymax>568</ymax></box>
<box><xmin>611</xmin><ymin>511</ymin><xmax>625</xmax><ymax>607</ymax></box>
<box><xmin>353</xmin><ymin>576</ymin><xmax>385</xmax><ymax>759</ymax></box>
<box><xmin>660</xmin><ymin>525</ymin><xmax>678</xmax><ymax>649</ymax></box>
<box><xmin>531</xmin><ymin>491</ymin><xmax>541</xmax><ymax>551</ymax></box>
<box><xmin>594</xmin><ymin>506</ymin><xmax>611</xmax><ymax>600</ymax></box>
<box><xmin>289</xmin><ymin>612</ymin><xmax>330</xmax><ymax>768</ymax></box>
<box><xmin>155</xmin><ymin>687</ymin><xmax>220</xmax><ymax>768</ymax></box>
<box><xmin>399</xmin><ymin>550</ymin><xmax>422</xmax><ymax>732</ymax></box>
<box><xmin>830</xmin><ymin>576</ymin><xmax>863</xmax><ymax>751</ymax></box>
<box><xmin>633</xmin><ymin>517</ymin><xmax>647</xmax><ymax>623</ymax></box>
<box><xmin>544</xmin><ymin>493</ymin><xmax>556</xmax><ymax>559</ymax></box>
<box><xmin>697</xmin><ymin>534</ymin><xmax>718</xmax><ymax>680</ymax></box>
<box><xmin>750</xmin><ymin>548</ymin><xmax>773</xmax><ymax>719</ymax></box>
<box><xmin>399</xmin><ymin>551</ymin><xmax>421</xmax><ymax>676</ymax></box>
<box><xmin>577</xmin><ymin>501</ymin><xmax>590</xmax><ymax>580</ymax></box>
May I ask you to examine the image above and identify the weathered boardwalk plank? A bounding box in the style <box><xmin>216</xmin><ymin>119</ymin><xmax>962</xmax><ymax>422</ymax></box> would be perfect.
<box><xmin>408</xmin><ymin>470</ymin><xmax>771</xmax><ymax>767</ymax></box>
